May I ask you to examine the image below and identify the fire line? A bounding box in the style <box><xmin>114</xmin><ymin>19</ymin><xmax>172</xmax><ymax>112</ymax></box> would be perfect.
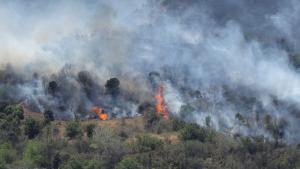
<box><xmin>91</xmin><ymin>106</ymin><xmax>108</xmax><ymax>120</ymax></box>
<box><xmin>154</xmin><ymin>85</ymin><xmax>169</xmax><ymax>119</ymax></box>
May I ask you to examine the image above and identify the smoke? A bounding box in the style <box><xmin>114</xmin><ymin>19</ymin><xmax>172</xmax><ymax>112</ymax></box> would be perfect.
<box><xmin>0</xmin><ymin>0</ymin><xmax>300</xmax><ymax>143</ymax></box>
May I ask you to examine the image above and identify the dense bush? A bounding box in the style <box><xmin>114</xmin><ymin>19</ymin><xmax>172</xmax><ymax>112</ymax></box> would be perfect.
<box><xmin>59</xmin><ymin>157</ymin><xmax>84</xmax><ymax>169</ymax></box>
<box><xmin>0</xmin><ymin>104</ymin><xmax>25</xmax><ymax>146</ymax></box>
<box><xmin>171</xmin><ymin>118</ymin><xmax>186</xmax><ymax>131</ymax></box>
<box><xmin>92</xmin><ymin>126</ymin><xmax>124</xmax><ymax>168</ymax></box>
<box><xmin>65</xmin><ymin>121</ymin><xmax>82</xmax><ymax>139</ymax></box>
<box><xmin>85</xmin><ymin>159</ymin><xmax>104</xmax><ymax>169</ymax></box>
<box><xmin>23</xmin><ymin>140</ymin><xmax>48</xmax><ymax>168</ymax></box>
<box><xmin>3</xmin><ymin>105</ymin><xmax>24</xmax><ymax>121</ymax></box>
<box><xmin>0</xmin><ymin>105</ymin><xmax>24</xmax><ymax>139</ymax></box>
<box><xmin>134</xmin><ymin>134</ymin><xmax>163</xmax><ymax>152</ymax></box>
<box><xmin>116</xmin><ymin>157</ymin><xmax>141</xmax><ymax>169</ymax></box>
<box><xmin>0</xmin><ymin>143</ymin><xmax>16</xmax><ymax>164</ymax></box>
<box><xmin>180</xmin><ymin>123</ymin><xmax>208</xmax><ymax>142</ymax></box>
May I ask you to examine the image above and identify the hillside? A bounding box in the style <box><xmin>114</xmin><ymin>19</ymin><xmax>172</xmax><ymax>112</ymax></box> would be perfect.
<box><xmin>0</xmin><ymin>104</ymin><xmax>299</xmax><ymax>169</ymax></box>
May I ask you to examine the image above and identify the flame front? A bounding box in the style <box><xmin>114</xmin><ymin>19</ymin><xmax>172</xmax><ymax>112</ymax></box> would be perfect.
<box><xmin>154</xmin><ymin>85</ymin><xmax>169</xmax><ymax>119</ymax></box>
<box><xmin>91</xmin><ymin>106</ymin><xmax>108</xmax><ymax>120</ymax></box>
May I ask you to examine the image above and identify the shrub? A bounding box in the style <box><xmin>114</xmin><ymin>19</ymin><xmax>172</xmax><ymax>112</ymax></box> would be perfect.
<box><xmin>135</xmin><ymin>134</ymin><xmax>163</xmax><ymax>152</ymax></box>
<box><xmin>240</xmin><ymin>137</ymin><xmax>258</xmax><ymax>154</ymax></box>
<box><xmin>0</xmin><ymin>107</ymin><xmax>22</xmax><ymax>143</ymax></box>
<box><xmin>52</xmin><ymin>153</ymin><xmax>62</xmax><ymax>169</ymax></box>
<box><xmin>23</xmin><ymin>140</ymin><xmax>47</xmax><ymax>168</ymax></box>
<box><xmin>143</xmin><ymin>108</ymin><xmax>160</xmax><ymax>130</ymax></box>
<box><xmin>24</xmin><ymin>117</ymin><xmax>41</xmax><ymax>139</ymax></box>
<box><xmin>180</xmin><ymin>123</ymin><xmax>207</xmax><ymax>142</ymax></box>
<box><xmin>116</xmin><ymin>157</ymin><xmax>141</xmax><ymax>169</ymax></box>
<box><xmin>44</xmin><ymin>110</ymin><xmax>55</xmax><ymax>124</ymax></box>
<box><xmin>118</xmin><ymin>130</ymin><xmax>129</xmax><ymax>141</ymax></box>
<box><xmin>184</xmin><ymin>140</ymin><xmax>206</xmax><ymax>158</ymax></box>
<box><xmin>92</xmin><ymin>127</ymin><xmax>124</xmax><ymax>167</ymax></box>
<box><xmin>59</xmin><ymin>157</ymin><xmax>84</xmax><ymax>169</ymax></box>
<box><xmin>0</xmin><ymin>143</ymin><xmax>16</xmax><ymax>164</ymax></box>
<box><xmin>0</xmin><ymin>102</ymin><xmax>8</xmax><ymax>113</ymax></box>
<box><xmin>172</xmin><ymin>118</ymin><xmax>186</xmax><ymax>131</ymax></box>
<box><xmin>152</xmin><ymin>119</ymin><xmax>172</xmax><ymax>134</ymax></box>
<box><xmin>85</xmin><ymin>159</ymin><xmax>104</xmax><ymax>169</ymax></box>
<box><xmin>65</xmin><ymin>121</ymin><xmax>82</xmax><ymax>139</ymax></box>
<box><xmin>3</xmin><ymin>105</ymin><xmax>24</xmax><ymax>121</ymax></box>
<box><xmin>85</xmin><ymin>124</ymin><xmax>96</xmax><ymax>139</ymax></box>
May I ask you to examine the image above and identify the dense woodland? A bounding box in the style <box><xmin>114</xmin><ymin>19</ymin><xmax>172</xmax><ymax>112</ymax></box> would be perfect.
<box><xmin>0</xmin><ymin>103</ymin><xmax>299</xmax><ymax>169</ymax></box>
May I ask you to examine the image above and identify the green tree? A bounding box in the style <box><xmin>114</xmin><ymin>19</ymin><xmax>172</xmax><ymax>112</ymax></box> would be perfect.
<box><xmin>0</xmin><ymin>105</ymin><xmax>24</xmax><ymax>143</ymax></box>
<box><xmin>105</xmin><ymin>78</ymin><xmax>120</xmax><ymax>97</ymax></box>
<box><xmin>3</xmin><ymin>105</ymin><xmax>24</xmax><ymax>122</ymax></box>
<box><xmin>24</xmin><ymin>117</ymin><xmax>41</xmax><ymax>139</ymax></box>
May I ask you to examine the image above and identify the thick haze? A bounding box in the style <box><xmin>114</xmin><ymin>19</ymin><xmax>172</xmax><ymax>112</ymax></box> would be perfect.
<box><xmin>1</xmin><ymin>0</ymin><xmax>300</xmax><ymax>143</ymax></box>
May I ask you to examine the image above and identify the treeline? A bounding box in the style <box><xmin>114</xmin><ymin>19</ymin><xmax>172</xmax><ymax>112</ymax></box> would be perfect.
<box><xmin>0</xmin><ymin>103</ymin><xmax>299</xmax><ymax>169</ymax></box>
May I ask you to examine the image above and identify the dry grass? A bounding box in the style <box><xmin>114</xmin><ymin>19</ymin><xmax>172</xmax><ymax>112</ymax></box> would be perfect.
<box><xmin>23</xmin><ymin>107</ymin><xmax>44</xmax><ymax>121</ymax></box>
<box><xmin>23</xmin><ymin>109</ymin><xmax>180</xmax><ymax>144</ymax></box>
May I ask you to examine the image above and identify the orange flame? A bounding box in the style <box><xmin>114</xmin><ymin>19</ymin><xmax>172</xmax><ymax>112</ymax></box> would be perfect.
<box><xmin>154</xmin><ymin>85</ymin><xmax>169</xmax><ymax>119</ymax></box>
<box><xmin>91</xmin><ymin>106</ymin><xmax>108</xmax><ymax>120</ymax></box>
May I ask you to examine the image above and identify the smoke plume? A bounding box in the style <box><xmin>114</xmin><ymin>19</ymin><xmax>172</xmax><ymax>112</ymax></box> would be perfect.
<box><xmin>1</xmin><ymin>0</ymin><xmax>300</xmax><ymax>143</ymax></box>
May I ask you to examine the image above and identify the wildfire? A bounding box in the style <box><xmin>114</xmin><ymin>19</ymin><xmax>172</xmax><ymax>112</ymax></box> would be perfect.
<box><xmin>154</xmin><ymin>85</ymin><xmax>169</xmax><ymax>119</ymax></box>
<box><xmin>91</xmin><ymin>106</ymin><xmax>108</xmax><ymax>120</ymax></box>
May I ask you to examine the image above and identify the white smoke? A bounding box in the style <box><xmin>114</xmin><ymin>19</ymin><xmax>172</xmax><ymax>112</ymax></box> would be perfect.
<box><xmin>0</xmin><ymin>0</ymin><xmax>300</xmax><ymax>143</ymax></box>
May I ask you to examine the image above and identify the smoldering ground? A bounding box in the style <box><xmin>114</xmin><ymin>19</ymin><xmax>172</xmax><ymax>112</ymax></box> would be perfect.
<box><xmin>0</xmin><ymin>0</ymin><xmax>300</xmax><ymax>143</ymax></box>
